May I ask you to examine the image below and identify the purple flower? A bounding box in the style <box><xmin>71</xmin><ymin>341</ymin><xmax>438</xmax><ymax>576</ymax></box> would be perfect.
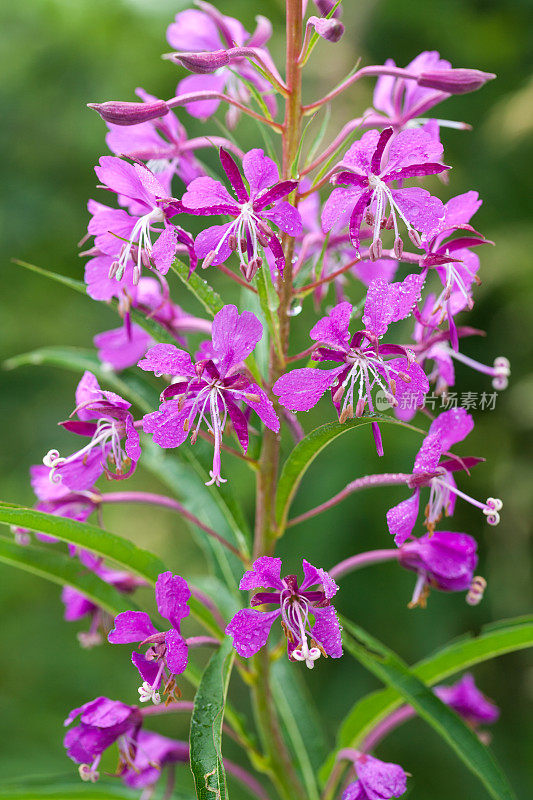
<box><xmin>435</xmin><ymin>674</ymin><xmax>499</xmax><ymax>728</ymax></box>
<box><xmin>120</xmin><ymin>730</ymin><xmax>188</xmax><ymax>789</ymax></box>
<box><xmin>139</xmin><ymin>305</ymin><xmax>279</xmax><ymax>486</ymax></box>
<box><xmin>94</xmin><ymin>324</ymin><xmax>152</xmax><ymax>372</ymax></box>
<box><xmin>399</xmin><ymin>531</ymin><xmax>478</xmax><ymax>607</ymax></box>
<box><xmin>372</xmin><ymin>51</ymin><xmax>456</xmax><ymax>129</ymax></box>
<box><xmin>322</xmin><ymin>127</ymin><xmax>449</xmax><ymax>257</ymax></box>
<box><xmin>105</xmin><ymin>88</ymin><xmax>203</xmax><ymax>187</ymax></box>
<box><xmin>182</xmin><ymin>148</ymin><xmax>301</xmax><ymax>280</ymax></box>
<box><xmin>342</xmin><ymin>752</ymin><xmax>408</xmax><ymax>800</ymax></box>
<box><xmin>225</xmin><ymin>557</ymin><xmax>342</xmax><ymax>668</ymax></box>
<box><xmin>62</xmin><ymin>551</ymin><xmax>145</xmax><ymax>648</ymax></box>
<box><xmin>294</xmin><ymin>183</ymin><xmax>398</xmax><ymax>306</ymax></box>
<box><xmin>273</xmin><ymin>282</ymin><xmax>428</xmax><ymax>455</ymax></box>
<box><xmin>93</xmin><ymin>156</ymin><xmax>196</xmax><ymax>283</ymax></box>
<box><xmin>108</xmin><ymin>571</ymin><xmax>191</xmax><ymax>705</ymax></box>
<box><xmin>386</xmin><ymin>407</ymin><xmax>502</xmax><ymax>545</ymax></box>
<box><xmin>166</xmin><ymin>3</ymin><xmax>276</xmax><ymax>125</ymax></box>
<box><xmin>43</xmin><ymin>371</ymin><xmax>141</xmax><ymax>491</ymax></box>
<box><xmin>64</xmin><ymin>696</ymin><xmax>141</xmax><ymax>783</ymax></box>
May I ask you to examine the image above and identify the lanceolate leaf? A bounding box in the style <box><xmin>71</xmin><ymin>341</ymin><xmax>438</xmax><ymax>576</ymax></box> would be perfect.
<box><xmin>0</xmin><ymin>503</ymin><xmax>223</xmax><ymax>637</ymax></box>
<box><xmin>0</xmin><ymin>535</ymin><xmax>137</xmax><ymax>616</ymax></box>
<box><xmin>190</xmin><ymin>638</ymin><xmax>234</xmax><ymax>800</ymax></box>
<box><xmin>0</xmin><ymin>503</ymin><xmax>164</xmax><ymax>582</ymax></box>
<box><xmin>340</xmin><ymin>618</ymin><xmax>518</xmax><ymax>800</ymax></box>
<box><xmin>275</xmin><ymin>414</ymin><xmax>425</xmax><ymax>529</ymax></box>
<box><xmin>4</xmin><ymin>346</ymin><xmax>157</xmax><ymax>415</ymax></box>
<box><xmin>335</xmin><ymin>615</ymin><xmax>533</xmax><ymax>754</ymax></box>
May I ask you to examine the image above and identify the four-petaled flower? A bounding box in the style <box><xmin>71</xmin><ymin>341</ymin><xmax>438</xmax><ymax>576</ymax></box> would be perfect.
<box><xmin>93</xmin><ymin>156</ymin><xmax>196</xmax><ymax>283</ymax></box>
<box><xmin>226</xmin><ymin>557</ymin><xmax>342</xmax><ymax>668</ymax></box>
<box><xmin>43</xmin><ymin>371</ymin><xmax>141</xmax><ymax>491</ymax></box>
<box><xmin>108</xmin><ymin>571</ymin><xmax>191</xmax><ymax>705</ymax></box>
<box><xmin>182</xmin><ymin>148</ymin><xmax>302</xmax><ymax>280</ymax></box>
<box><xmin>322</xmin><ymin>127</ymin><xmax>448</xmax><ymax>257</ymax></box>
<box><xmin>139</xmin><ymin>305</ymin><xmax>279</xmax><ymax>486</ymax></box>
<box><xmin>386</xmin><ymin>407</ymin><xmax>502</xmax><ymax>545</ymax></box>
<box><xmin>273</xmin><ymin>279</ymin><xmax>428</xmax><ymax>455</ymax></box>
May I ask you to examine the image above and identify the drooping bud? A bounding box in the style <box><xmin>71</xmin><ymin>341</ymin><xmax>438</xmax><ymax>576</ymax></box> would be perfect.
<box><xmin>308</xmin><ymin>15</ymin><xmax>344</xmax><ymax>43</ymax></box>
<box><xmin>417</xmin><ymin>68</ymin><xmax>496</xmax><ymax>95</ymax></box>
<box><xmin>87</xmin><ymin>100</ymin><xmax>169</xmax><ymax>126</ymax></box>
<box><xmin>165</xmin><ymin>49</ymin><xmax>230</xmax><ymax>74</ymax></box>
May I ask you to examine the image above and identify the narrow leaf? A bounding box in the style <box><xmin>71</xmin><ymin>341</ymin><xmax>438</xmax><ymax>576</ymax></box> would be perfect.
<box><xmin>341</xmin><ymin>618</ymin><xmax>517</xmax><ymax>800</ymax></box>
<box><xmin>169</xmin><ymin>259</ymin><xmax>225</xmax><ymax>316</ymax></box>
<box><xmin>190</xmin><ymin>638</ymin><xmax>234</xmax><ymax>800</ymax></box>
<box><xmin>0</xmin><ymin>534</ymin><xmax>137</xmax><ymax>616</ymax></box>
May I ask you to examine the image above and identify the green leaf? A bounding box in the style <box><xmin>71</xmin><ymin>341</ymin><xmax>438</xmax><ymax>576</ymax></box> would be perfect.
<box><xmin>190</xmin><ymin>638</ymin><xmax>235</xmax><ymax>800</ymax></box>
<box><xmin>336</xmin><ymin>615</ymin><xmax>533</xmax><ymax>754</ymax></box>
<box><xmin>0</xmin><ymin>535</ymin><xmax>137</xmax><ymax>616</ymax></box>
<box><xmin>271</xmin><ymin>658</ymin><xmax>327</xmax><ymax>800</ymax></box>
<box><xmin>0</xmin><ymin>502</ymin><xmax>222</xmax><ymax>637</ymax></box>
<box><xmin>340</xmin><ymin>618</ymin><xmax>518</xmax><ymax>800</ymax></box>
<box><xmin>0</xmin><ymin>502</ymin><xmax>164</xmax><ymax>582</ymax></box>
<box><xmin>4</xmin><ymin>346</ymin><xmax>157</xmax><ymax>414</ymax></box>
<box><xmin>275</xmin><ymin>414</ymin><xmax>423</xmax><ymax>529</ymax></box>
<box><xmin>13</xmin><ymin>259</ymin><xmax>86</xmax><ymax>293</ymax></box>
<box><xmin>0</xmin><ymin>774</ymin><xmax>193</xmax><ymax>799</ymax></box>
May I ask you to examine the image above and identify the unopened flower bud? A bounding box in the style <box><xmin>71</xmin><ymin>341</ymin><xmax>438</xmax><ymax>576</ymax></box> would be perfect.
<box><xmin>417</xmin><ymin>68</ymin><xmax>496</xmax><ymax>95</ymax></box>
<box><xmin>166</xmin><ymin>49</ymin><xmax>231</xmax><ymax>74</ymax></box>
<box><xmin>87</xmin><ymin>100</ymin><xmax>169</xmax><ymax>126</ymax></box>
<box><xmin>308</xmin><ymin>15</ymin><xmax>344</xmax><ymax>43</ymax></box>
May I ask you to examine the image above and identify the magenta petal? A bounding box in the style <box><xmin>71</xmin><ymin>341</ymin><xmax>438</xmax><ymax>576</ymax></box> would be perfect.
<box><xmin>151</xmin><ymin>226</ymin><xmax>177</xmax><ymax>275</ymax></box>
<box><xmin>108</xmin><ymin>610</ymin><xmax>157</xmax><ymax>644</ymax></box>
<box><xmin>261</xmin><ymin>200</ymin><xmax>302</xmax><ymax>236</ymax></box>
<box><xmin>225</xmin><ymin>397</ymin><xmax>249</xmax><ymax>452</ymax></box>
<box><xmin>77</xmin><ymin>696</ymin><xmax>137</xmax><ymax>728</ymax></box>
<box><xmin>344</xmin><ymin>129</ymin><xmax>381</xmax><ymax>174</ymax></box>
<box><xmin>391</xmin><ymin>187</ymin><xmax>446</xmax><ymax>236</ymax></box>
<box><xmin>273</xmin><ymin>367</ymin><xmax>341</xmax><ymax>412</ymax></box>
<box><xmin>384</xmin><ymin>127</ymin><xmax>444</xmax><ymax>173</ymax></box>
<box><xmin>342</xmin><ymin>782</ymin><xmax>366</xmax><ymax>800</ymax></box>
<box><xmin>194</xmin><ymin>223</ymin><xmax>234</xmax><ymax>265</ymax></box>
<box><xmin>155</xmin><ymin>571</ymin><xmax>191</xmax><ymax>625</ymax></box>
<box><xmin>181</xmin><ymin>175</ymin><xmax>237</xmax><ymax>213</ymax></box>
<box><xmin>166</xmin><ymin>9</ymin><xmax>222</xmax><ymax>51</ymax></box>
<box><xmin>428</xmin><ymin>407</ymin><xmax>474</xmax><ymax>450</ymax></box>
<box><xmin>94</xmin><ymin>325</ymin><xmax>151</xmax><ymax>372</ymax></box>
<box><xmin>75</xmin><ymin>371</ymin><xmax>101</xmax><ymax>420</ymax></box>
<box><xmin>239</xmin><ymin>556</ymin><xmax>284</xmax><ymax>591</ymax></box>
<box><xmin>142</xmin><ymin>401</ymin><xmax>191</xmax><ymax>449</ymax></box>
<box><xmin>165</xmin><ymin>629</ymin><xmax>189</xmax><ymax>674</ymax></box>
<box><xmin>125</xmin><ymin>415</ymin><xmax>141</xmax><ymax>462</ymax></box>
<box><xmin>245</xmin><ymin>383</ymin><xmax>280</xmax><ymax>433</ymax></box>
<box><xmin>225</xmin><ymin>608</ymin><xmax>281</xmax><ymax>657</ymax></box>
<box><xmin>95</xmin><ymin>156</ymin><xmax>152</xmax><ymax>209</ymax></box>
<box><xmin>311</xmin><ymin>606</ymin><xmax>343</xmax><ymax>658</ymax></box>
<box><xmin>387</xmin><ymin>358</ymin><xmax>428</xmax><ymax>411</ymax></box>
<box><xmin>310</xmin><ymin>302</ymin><xmax>352</xmax><ymax>348</ymax></box>
<box><xmin>321</xmin><ymin>187</ymin><xmax>364</xmax><ymax>234</ymax></box>
<box><xmin>414</xmin><ymin>431</ymin><xmax>443</xmax><ymax>474</ymax></box>
<box><xmin>211</xmin><ymin>305</ymin><xmax>263</xmax><ymax>375</ymax></box>
<box><xmin>219</xmin><ymin>148</ymin><xmax>249</xmax><ymax>203</ymax></box>
<box><xmin>301</xmin><ymin>559</ymin><xmax>338</xmax><ymax>599</ymax></box>
<box><xmin>54</xmin><ymin>447</ymin><xmax>107</xmax><ymax>492</ymax></box>
<box><xmin>356</xmin><ymin>753</ymin><xmax>408</xmax><ymax>800</ymax></box>
<box><xmin>132</xmin><ymin>651</ymin><xmax>161</xmax><ymax>687</ymax></box>
<box><xmin>242</xmin><ymin>148</ymin><xmax>279</xmax><ymax>195</ymax></box>
<box><xmin>387</xmin><ymin>490</ymin><xmax>420</xmax><ymax>546</ymax></box>
<box><xmin>138</xmin><ymin>344</ymin><xmax>195</xmax><ymax>378</ymax></box>
<box><xmin>444</xmin><ymin>191</ymin><xmax>482</xmax><ymax>229</ymax></box>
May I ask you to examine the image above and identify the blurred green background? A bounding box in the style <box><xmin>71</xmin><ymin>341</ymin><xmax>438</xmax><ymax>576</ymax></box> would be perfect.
<box><xmin>1</xmin><ymin>0</ymin><xmax>532</xmax><ymax>797</ymax></box>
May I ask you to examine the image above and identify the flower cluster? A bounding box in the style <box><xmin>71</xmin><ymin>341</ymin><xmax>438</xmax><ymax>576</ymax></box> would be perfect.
<box><xmin>8</xmin><ymin>2</ymin><xmax>513</xmax><ymax>799</ymax></box>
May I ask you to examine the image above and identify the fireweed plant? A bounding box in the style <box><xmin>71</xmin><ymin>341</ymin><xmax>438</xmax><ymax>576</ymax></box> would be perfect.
<box><xmin>5</xmin><ymin>1</ymin><xmax>529</xmax><ymax>799</ymax></box>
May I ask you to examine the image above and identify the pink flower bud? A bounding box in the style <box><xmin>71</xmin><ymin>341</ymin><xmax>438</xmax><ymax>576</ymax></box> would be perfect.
<box><xmin>314</xmin><ymin>0</ymin><xmax>342</xmax><ymax>18</ymax></box>
<box><xmin>417</xmin><ymin>68</ymin><xmax>496</xmax><ymax>95</ymax></box>
<box><xmin>87</xmin><ymin>100</ymin><xmax>169</xmax><ymax>126</ymax></box>
<box><xmin>168</xmin><ymin>49</ymin><xmax>230</xmax><ymax>74</ymax></box>
<box><xmin>309</xmin><ymin>15</ymin><xmax>345</xmax><ymax>43</ymax></box>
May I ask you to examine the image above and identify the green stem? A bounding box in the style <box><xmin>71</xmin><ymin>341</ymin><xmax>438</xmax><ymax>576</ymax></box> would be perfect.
<box><xmin>250</xmin><ymin>2</ymin><xmax>307</xmax><ymax>799</ymax></box>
